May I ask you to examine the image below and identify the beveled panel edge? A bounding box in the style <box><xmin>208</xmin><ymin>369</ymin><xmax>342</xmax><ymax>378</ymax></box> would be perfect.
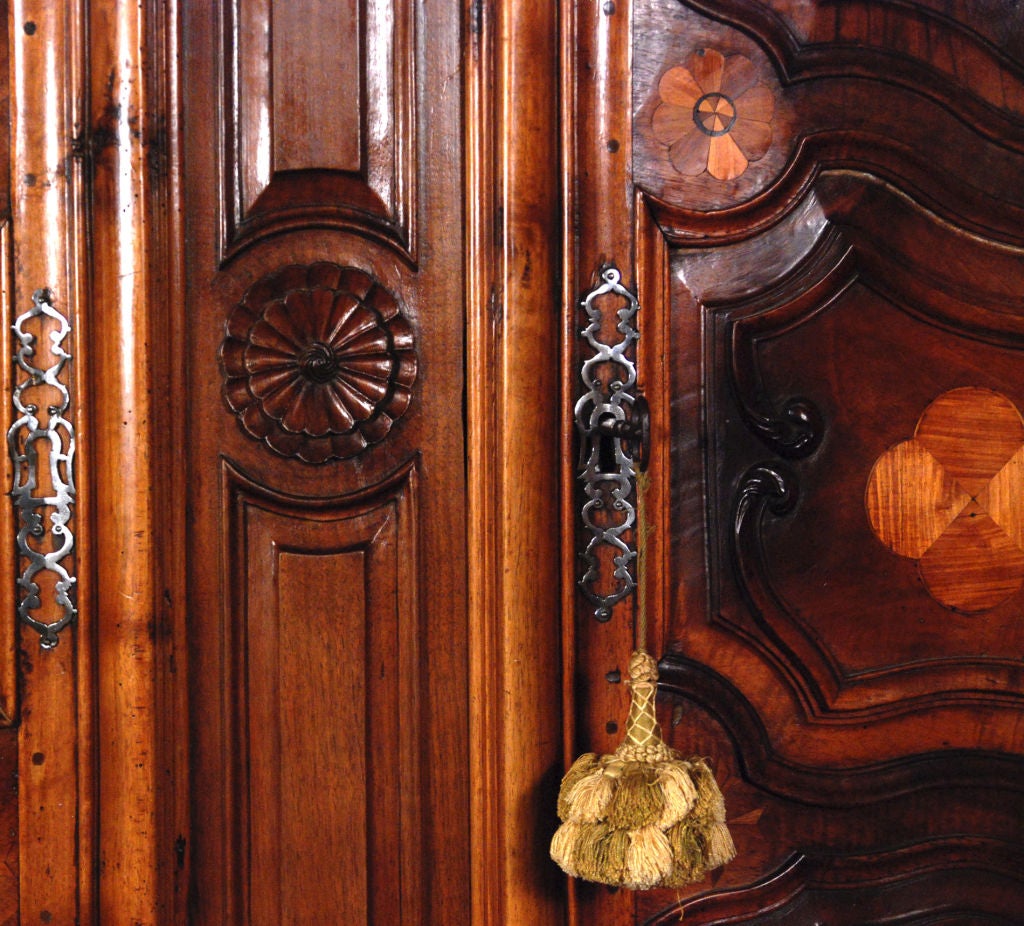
<box><xmin>723</xmin><ymin>454</ymin><xmax>1024</xmax><ymax>724</ymax></box>
<box><xmin>657</xmin><ymin>654</ymin><xmax>1024</xmax><ymax>806</ymax></box>
<box><xmin>643</xmin><ymin>839</ymin><xmax>1024</xmax><ymax>925</ymax></box>
<box><xmin>643</xmin><ymin>143</ymin><xmax>1024</xmax><ymax>250</ymax></box>
<box><xmin>647</xmin><ymin>187</ymin><xmax>1024</xmax><ymax>724</ymax></box>
<box><xmin>220</xmin><ymin>0</ymin><xmax>418</xmax><ymax>266</ymax></box>
<box><xmin>219</xmin><ymin>452</ymin><xmax>422</xmax><ymax>923</ymax></box>
<box><xmin>220</xmin><ymin>451</ymin><xmax>419</xmax><ymax>510</ymax></box>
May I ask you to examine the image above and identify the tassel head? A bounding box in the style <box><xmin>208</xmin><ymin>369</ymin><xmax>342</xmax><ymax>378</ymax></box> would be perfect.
<box><xmin>551</xmin><ymin>650</ymin><xmax>736</xmax><ymax>890</ymax></box>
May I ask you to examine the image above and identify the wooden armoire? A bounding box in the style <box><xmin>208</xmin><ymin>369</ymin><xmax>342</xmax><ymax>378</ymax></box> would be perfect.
<box><xmin>0</xmin><ymin>1</ymin><xmax>1022</xmax><ymax>924</ymax></box>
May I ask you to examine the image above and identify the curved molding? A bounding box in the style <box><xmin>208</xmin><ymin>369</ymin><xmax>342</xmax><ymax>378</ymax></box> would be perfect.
<box><xmin>218</xmin><ymin>454</ymin><xmax>424</xmax><ymax>923</ymax></box>
<box><xmin>645</xmin><ymin>130</ymin><xmax>1024</xmax><ymax>249</ymax></box>
<box><xmin>680</xmin><ymin>0</ymin><xmax>1024</xmax><ymax>133</ymax></box>
<box><xmin>219</xmin><ymin>0</ymin><xmax>418</xmax><ymax>266</ymax></box>
<box><xmin>220</xmin><ymin>451</ymin><xmax>419</xmax><ymax>510</ymax></box>
<box><xmin>722</xmin><ymin>461</ymin><xmax>841</xmax><ymax>716</ymax></box>
<box><xmin>724</xmin><ymin>454</ymin><xmax>1024</xmax><ymax>722</ymax></box>
<box><xmin>644</xmin><ymin>839</ymin><xmax>1024</xmax><ymax>925</ymax></box>
<box><xmin>8</xmin><ymin>289</ymin><xmax>76</xmax><ymax>649</ymax></box>
<box><xmin>657</xmin><ymin>655</ymin><xmax>1024</xmax><ymax>805</ymax></box>
<box><xmin>718</xmin><ymin>230</ymin><xmax>855</xmax><ymax>457</ymax></box>
<box><xmin>671</xmin><ymin>179</ymin><xmax>1024</xmax><ymax>722</ymax></box>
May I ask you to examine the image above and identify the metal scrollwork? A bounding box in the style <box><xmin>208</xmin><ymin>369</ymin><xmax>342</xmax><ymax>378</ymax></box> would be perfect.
<box><xmin>574</xmin><ymin>265</ymin><xmax>645</xmax><ymax>622</ymax></box>
<box><xmin>8</xmin><ymin>289</ymin><xmax>76</xmax><ymax>648</ymax></box>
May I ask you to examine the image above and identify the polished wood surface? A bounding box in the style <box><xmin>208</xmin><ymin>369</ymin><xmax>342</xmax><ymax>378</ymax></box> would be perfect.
<box><xmin>560</xmin><ymin>3</ymin><xmax>641</xmax><ymax>923</ymax></box>
<box><xmin>3</xmin><ymin>1</ymin><xmax>1022</xmax><ymax>923</ymax></box>
<box><xmin>181</xmin><ymin>1</ymin><xmax>471</xmax><ymax>922</ymax></box>
<box><xmin>866</xmin><ymin>387</ymin><xmax>1024</xmax><ymax>612</ymax></box>
<box><xmin>582</xmin><ymin>0</ymin><xmax>1024</xmax><ymax>922</ymax></box>
<box><xmin>7</xmin><ymin>1</ymin><xmax>94</xmax><ymax>922</ymax></box>
<box><xmin>466</xmin><ymin>1</ymin><xmax>565</xmax><ymax>923</ymax></box>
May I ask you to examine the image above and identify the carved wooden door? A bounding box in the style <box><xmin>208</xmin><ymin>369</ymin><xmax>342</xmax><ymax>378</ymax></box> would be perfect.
<box><xmin>1</xmin><ymin>0</ymin><xmax>566</xmax><ymax>922</ymax></box>
<box><xmin>176</xmin><ymin>0</ymin><xmax>565</xmax><ymax>923</ymax></box>
<box><xmin>178</xmin><ymin>2</ymin><xmax>476</xmax><ymax>924</ymax></box>
<box><xmin>565</xmin><ymin>1</ymin><xmax>1024</xmax><ymax>923</ymax></box>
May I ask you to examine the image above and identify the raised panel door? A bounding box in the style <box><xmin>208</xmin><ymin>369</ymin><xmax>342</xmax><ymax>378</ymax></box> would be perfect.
<box><xmin>564</xmin><ymin>1</ymin><xmax>1024</xmax><ymax>922</ymax></box>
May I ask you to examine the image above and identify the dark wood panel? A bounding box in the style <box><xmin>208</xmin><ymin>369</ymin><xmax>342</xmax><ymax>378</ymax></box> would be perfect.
<box><xmin>694</xmin><ymin>187</ymin><xmax>1024</xmax><ymax>743</ymax></box>
<box><xmin>633</xmin><ymin>671</ymin><xmax>1024</xmax><ymax>923</ymax></box>
<box><xmin>616</xmin><ymin>1</ymin><xmax>1024</xmax><ymax>923</ymax></box>
<box><xmin>632</xmin><ymin>0</ymin><xmax>1024</xmax><ymax>241</ymax></box>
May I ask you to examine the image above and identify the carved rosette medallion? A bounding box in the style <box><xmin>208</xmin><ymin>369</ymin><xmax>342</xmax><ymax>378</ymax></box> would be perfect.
<box><xmin>221</xmin><ymin>263</ymin><xmax>417</xmax><ymax>463</ymax></box>
<box><xmin>866</xmin><ymin>387</ymin><xmax>1024</xmax><ymax>613</ymax></box>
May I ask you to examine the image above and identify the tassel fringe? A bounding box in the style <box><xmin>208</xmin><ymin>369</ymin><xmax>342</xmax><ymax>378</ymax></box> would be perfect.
<box><xmin>551</xmin><ymin>650</ymin><xmax>736</xmax><ymax>890</ymax></box>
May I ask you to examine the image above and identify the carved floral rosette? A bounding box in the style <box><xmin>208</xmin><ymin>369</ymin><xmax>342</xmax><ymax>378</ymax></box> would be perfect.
<box><xmin>220</xmin><ymin>263</ymin><xmax>417</xmax><ymax>463</ymax></box>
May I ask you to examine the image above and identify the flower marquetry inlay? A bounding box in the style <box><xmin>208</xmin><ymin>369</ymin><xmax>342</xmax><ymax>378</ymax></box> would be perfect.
<box><xmin>866</xmin><ymin>387</ymin><xmax>1024</xmax><ymax>613</ymax></box>
<box><xmin>221</xmin><ymin>263</ymin><xmax>417</xmax><ymax>463</ymax></box>
<box><xmin>652</xmin><ymin>49</ymin><xmax>774</xmax><ymax>181</ymax></box>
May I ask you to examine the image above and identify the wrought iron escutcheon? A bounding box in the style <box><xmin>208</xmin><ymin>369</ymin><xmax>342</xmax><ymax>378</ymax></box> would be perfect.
<box><xmin>574</xmin><ymin>265</ymin><xmax>649</xmax><ymax>622</ymax></box>
<box><xmin>8</xmin><ymin>289</ymin><xmax>77</xmax><ymax>649</ymax></box>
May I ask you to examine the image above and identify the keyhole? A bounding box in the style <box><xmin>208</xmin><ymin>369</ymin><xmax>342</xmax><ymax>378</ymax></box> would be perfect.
<box><xmin>597</xmin><ymin>430</ymin><xmax>617</xmax><ymax>473</ymax></box>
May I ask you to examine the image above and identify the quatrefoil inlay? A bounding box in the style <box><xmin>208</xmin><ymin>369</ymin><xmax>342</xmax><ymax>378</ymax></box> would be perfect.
<box><xmin>866</xmin><ymin>387</ymin><xmax>1024</xmax><ymax>613</ymax></box>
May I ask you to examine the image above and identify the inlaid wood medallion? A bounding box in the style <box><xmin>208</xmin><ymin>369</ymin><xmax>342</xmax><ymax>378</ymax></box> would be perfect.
<box><xmin>220</xmin><ymin>262</ymin><xmax>417</xmax><ymax>463</ymax></box>
<box><xmin>651</xmin><ymin>49</ymin><xmax>774</xmax><ymax>181</ymax></box>
<box><xmin>866</xmin><ymin>387</ymin><xmax>1024</xmax><ymax>613</ymax></box>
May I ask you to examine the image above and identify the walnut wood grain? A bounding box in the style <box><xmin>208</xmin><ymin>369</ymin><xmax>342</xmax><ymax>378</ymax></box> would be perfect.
<box><xmin>8</xmin><ymin>1</ymin><xmax>93</xmax><ymax>922</ymax></box>
<box><xmin>561</xmin><ymin>0</ymin><xmax>644</xmax><ymax>922</ymax></box>
<box><xmin>633</xmin><ymin>0</ymin><xmax>1024</xmax><ymax>241</ymax></box>
<box><xmin>223</xmin><ymin>0</ymin><xmax>417</xmax><ymax>261</ymax></box>
<box><xmin>88</xmin><ymin>0</ymin><xmax>179</xmax><ymax>918</ymax></box>
<box><xmin>466</xmin><ymin>1</ymin><xmax>566</xmax><ymax>924</ymax></box>
<box><xmin>0</xmin><ymin>18</ymin><xmax>12</xmax><ymax>726</ymax></box>
<box><xmin>183</xmin><ymin>1</ymin><xmax>469</xmax><ymax>922</ymax></box>
<box><xmin>632</xmin><ymin>659</ymin><xmax>1024</xmax><ymax>922</ymax></box>
<box><xmin>867</xmin><ymin>388</ymin><xmax>1024</xmax><ymax>612</ymax></box>
<box><xmin>223</xmin><ymin>460</ymin><xmax>423</xmax><ymax>924</ymax></box>
<box><xmin>597</xmin><ymin>1</ymin><xmax>1024</xmax><ymax>923</ymax></box>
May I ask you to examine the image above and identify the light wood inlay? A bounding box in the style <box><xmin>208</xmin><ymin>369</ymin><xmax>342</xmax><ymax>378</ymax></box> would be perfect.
<box><xmin>919</xmin><ymin>502</ymin><xmax>1024</xmax><ymax>614</ymax></box>
<box><xmin>865</xmin><ymin>440</ymin><xmax>969</xmax><ymax>559</ymax></box>
<box><xmin>866</xmin><ymin>387</ymin><xmax>1024</xmax><ymax>612</ymax></box>
<box><xmin>915</xmin><ymin>388</ymin><xmax>1024</xmax><ymax>495</ymax></box>
<box><xmin>979</xmin><ymin>445</ymin><xmax>1024</xmax><ymax>550</ymax></box>
<box><xmin>650</xmin><ymin>50</ymin><xmax>774</xmax><ymax>181</ymax></box>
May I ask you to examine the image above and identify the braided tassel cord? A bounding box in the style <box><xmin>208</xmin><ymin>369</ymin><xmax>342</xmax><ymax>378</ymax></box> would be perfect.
<box><xmin>551</xmin><ymin>651</ymin><xmax>735</xmax><ymax>890</ymax></box>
